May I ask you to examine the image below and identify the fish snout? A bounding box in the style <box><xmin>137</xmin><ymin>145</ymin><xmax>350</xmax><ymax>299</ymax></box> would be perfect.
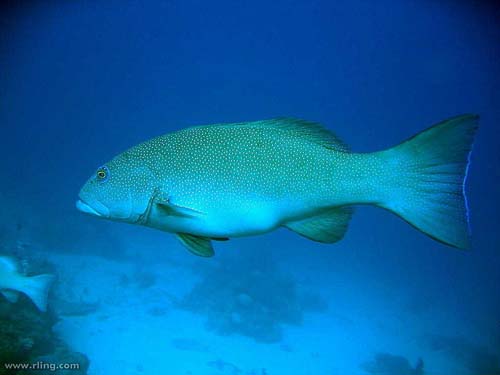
<box><xmin>76</xmin><ymin>199</ymin><xmax>110</xmax><ymax>218</ymax></box>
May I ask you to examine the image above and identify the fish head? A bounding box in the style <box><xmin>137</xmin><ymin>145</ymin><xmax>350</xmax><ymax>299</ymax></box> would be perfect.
<box><xmin>77</xmin><ymin>152</ymin><xmax>156</xmax><ymax>223</ymax></box>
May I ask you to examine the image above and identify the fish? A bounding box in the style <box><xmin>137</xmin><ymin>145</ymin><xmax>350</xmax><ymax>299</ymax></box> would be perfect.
<box><xmin>76</xmin><ymin>115</ymin><xmax>478</xmax><ymax>257</ymax></box>
<box><xmin>0</xmin><ymin>255</ymin><xmax>55</xmax><ymax>311</ymax></box>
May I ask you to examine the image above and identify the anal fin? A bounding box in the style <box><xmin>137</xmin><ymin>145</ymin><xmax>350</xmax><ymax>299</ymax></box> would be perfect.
<box><xmin>177</xmin><ymin>233</ymin><xmax>214</xmax><ymax>257</ymax></box>
<box><xmin>285</xmin><ymin>206</ymin><xmax>354</xmax><ymax>243</ymax></box>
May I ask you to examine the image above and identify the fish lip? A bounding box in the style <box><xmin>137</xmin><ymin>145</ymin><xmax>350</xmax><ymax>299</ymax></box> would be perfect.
<box><xmin>76</xmin><ymin>199</ymin><xmax>104</xmax><ymax>217</ymax></box>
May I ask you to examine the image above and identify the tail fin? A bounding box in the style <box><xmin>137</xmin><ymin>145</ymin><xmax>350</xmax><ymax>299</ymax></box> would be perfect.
<box><xmin>381</xmin><ymin>114</ymin><xmax>478</xmax><ymax>249</ymax></box>
<box><xmin>20</xmin><ymin>274</ymin><xmax>55</xmax><ymax>312</ymax></box>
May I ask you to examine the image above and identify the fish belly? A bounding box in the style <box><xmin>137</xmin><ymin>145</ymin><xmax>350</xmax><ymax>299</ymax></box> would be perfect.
<box><xmin>207</xmin><ymin>201</ymin><xmax>285</xmax><ymax>237</ymax></box>
<box><xmin>146</xmin><ymin>198</ymin><xmax>286</xmax><ymax>238</ymax></box>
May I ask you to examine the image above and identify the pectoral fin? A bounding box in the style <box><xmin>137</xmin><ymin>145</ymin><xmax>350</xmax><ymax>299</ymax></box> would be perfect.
<box><xmin>285</xmin><ymin>206</ymin><xmax>354</xmax><ymax>243</ymax></box>
<box><xmin>1</xmin><ymin>290</ymin><xmax>19</xmax><ymax>303</ymax></box>
<box><xmin>176</xmin><ymin>233</ymin><xmax>214</xmax><ymax>257</ymax></box>
<box><xmin>156</xmin><ymin>200</ymin><xmax>205</xmax><ymax>218</ymax></box>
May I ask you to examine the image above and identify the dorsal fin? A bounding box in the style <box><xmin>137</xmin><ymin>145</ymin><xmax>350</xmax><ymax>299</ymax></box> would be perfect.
<box><xmin>197</xmin><ymin>118</ymin><xmax>350</xmax><ymax>152</ymax></box>
<box><xmin>257</xmin><ymin>118</ymin><xmax>350</xmax><ymax>152</ymax></box>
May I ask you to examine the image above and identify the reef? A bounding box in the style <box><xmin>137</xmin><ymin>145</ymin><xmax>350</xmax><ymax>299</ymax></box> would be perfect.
<box><xmin>361</xmin><ymin>353</ymin><xmax>424</xmax><ymax>375</ymax></box>
<box><xmin>119</xmin><ymin>269</ymin><xmax>157</xmax><ymax>289</ymax></box>
<box><xmin>0</xmin><ymin>296</ymin><xmax>89</xmax><ymax>375</ymax></box>
<box><xmin>425</xmin><ymin>334</ymin><xmax>500</xmax><ymax>375</ymax></box>
<box><xmin>0</xmin><ymin>249</ymin><xmax>89</xmax><ymax>375</ymax></box>
<box><xmin>179</xmin><ymin>250</ymin><xmax>327</xmax><ymax>343</ymax></box>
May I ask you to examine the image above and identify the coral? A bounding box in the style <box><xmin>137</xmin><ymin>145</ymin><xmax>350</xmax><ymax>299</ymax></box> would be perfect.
<box><xmin>0</xmin><ymin>253</ymin><xmax>89</xmax><ymax>375</ymax></box>
<box><xmin>118</xmin><ymin>270</ymin><xmax>156</xmax><ymax>289</ymax></box>
<box><xmin>425</xmin><ymin>335</ymin><xmax>500</xmax><ymax>375</ymax></box>
<box><xmin>132</xmin><ymin>270</ymin><xmax>157</xmax><ymax>289</ymax></box>
<box><xmin>180</xmin><ymin>250</ymin><xmax>327</xmax><ymax>343</ymax></box>
<box><xmin>0</xmin><ymin>297</ymin><xmax>56</xmax><ymax>369</ymax></box>
<box><xmin>361</xmin><ymin>353</ymin><xmax>424</xmax><ymax>375</ymax></box>
<box><xmin>0</xmin><ymin>296</ymin><xmax>90</xmax><ymax>375</ymax></box>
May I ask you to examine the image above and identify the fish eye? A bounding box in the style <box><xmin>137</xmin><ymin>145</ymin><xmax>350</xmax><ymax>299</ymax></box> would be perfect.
<box><xmin>96</xmin><ymin>166</ymin><xmax>109</xmax><ymax>181</ymax></box>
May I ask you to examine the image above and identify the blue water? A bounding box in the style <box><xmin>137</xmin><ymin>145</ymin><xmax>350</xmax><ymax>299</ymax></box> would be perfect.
<box><xmin>1</xmin><ymin>1</ymin><xmax>499</xmax><ymax>374</ymax></box>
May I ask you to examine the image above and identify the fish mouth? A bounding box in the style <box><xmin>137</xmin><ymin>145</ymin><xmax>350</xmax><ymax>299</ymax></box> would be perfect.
<box><xmin>76</xmin><ymin>199</ymin><xmax>105</xmax><ymax>217</ymax></box>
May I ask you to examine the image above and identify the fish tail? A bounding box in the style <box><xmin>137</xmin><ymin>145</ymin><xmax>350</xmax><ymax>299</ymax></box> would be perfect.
<box><xmin>378</xmin><ymin>114</ymin><xmax>478</xmax><ymax>249</ymax></box>
<box><xmin>20</xmin><ymin>274</ymin><xmax>55</xmax><ymax>312</ymax></box>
